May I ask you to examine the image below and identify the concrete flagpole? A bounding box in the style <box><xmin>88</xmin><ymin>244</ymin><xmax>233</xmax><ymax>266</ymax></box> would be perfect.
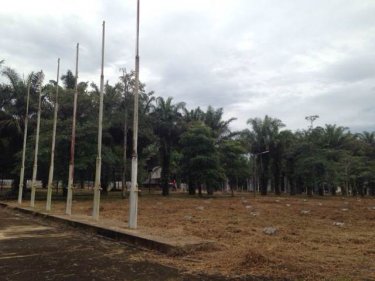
<box><xmin>129</xmin><ymin>0</ymin><xmax>140</xmax><ymax>229</ymax></box>
<box><xmin>17</xmin><ymin>79</ymin><xmax>32</xmax><ymax>204</ymax></box>
<box><xmin>93</xmin><ymin>21</ymin><xmax>106</xmax><ymax>220</ymax></box>
<box><xmin>30</xmin><ymin>72</ymin><xmax>44</xmax><ymax>207</ymax></box>
<box><xmin>46</xmin><ymin>58</ymin><xmax>60</xmax><ymax>211</ymax></box>
<box><xmin>121</xmin><ymin>68</ymin><xmax>129</xmax><ymax>199</ymax></box>
<box><xmin>66</xmin><ymin>43</ymin><xmax>79</xmax><ymax>215</ymax></box>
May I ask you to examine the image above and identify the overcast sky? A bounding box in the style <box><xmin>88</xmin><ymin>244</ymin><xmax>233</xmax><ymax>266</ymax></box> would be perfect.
<box><xmin>1</xmin><ymin>0</ymin><xmax>375</xmax><ymax>132</ymax></box>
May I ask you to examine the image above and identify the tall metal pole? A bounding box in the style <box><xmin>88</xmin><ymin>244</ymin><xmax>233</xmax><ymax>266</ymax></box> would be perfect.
<box><xmin>121</xmin><ymin>68</ymin><xmax>129</xmax><ymax>199</ymax></box>
<box><xmin>30</xmin><ymin>72</ymin><xmax>44</xmax><ymax>207</ymax></box>
<box><xmin>129</xmin><ymin>0</ymin><xmax>140</xmax><ymax>229</ymax></box>
<box><xmin>18</xmin><ymin>80</ymin><xmax>31</xmax><ymax>204</ymax></box>
<box><xmin>66</xmin><ymin>43</ymin><xmax>79</xmax><ymax>215</ymax></box>
<box><xmin>46</xmin><ymin>58</ymin><xmax>60</xmax><ymax>211</ymax></box>
<box><xmin>93</xmin><ymin>21</ymin><xmax>106</xmax><ymax>220</ymax></box>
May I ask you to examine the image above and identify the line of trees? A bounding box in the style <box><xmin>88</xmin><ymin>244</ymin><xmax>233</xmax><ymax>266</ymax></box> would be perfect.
<box><xmin>1</xmin><ymin>62</ymin><xmax>374</xmax><ymax>197</ymax></box>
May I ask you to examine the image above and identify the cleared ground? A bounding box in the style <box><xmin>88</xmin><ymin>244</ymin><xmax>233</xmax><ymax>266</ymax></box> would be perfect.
<box><xmin>6</xmin><ymin>190</ymin><xmax>375</xmax><ymax>280</ymax></box>
<box><xmin>0</xmin><ymin>207</ymin><xmax>249</xmax><ymax>281</ymax></box>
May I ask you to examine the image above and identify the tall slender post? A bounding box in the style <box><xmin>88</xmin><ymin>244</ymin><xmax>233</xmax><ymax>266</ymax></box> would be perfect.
<box><xmin>121</xmin><ymin>69</ymin><xmax>129</xmax><ymax>199</ymax></box>
<box><xmin>129</xmin><ymin>0</ymin><xmax>140</xmax><ymax>229</ymax></box>
<box><xmin>93</xmin><ymin>21</ymin><xmax>106</xmax><ymax>220</ymax></box>
<box><xmin>18</xmin><ymin>80</ymin><xmax>31</xmax><ymax>204</ymax></box>
<box><xmin>30</xmin><ymin>72</ymin><xmax>44</xmax><ymax>207</ymax></box>
<box><xmin>46</xmin><ymin>58</ymin><xmax>60</xmax><ymax>211</ymax></box>
<box><xmin>66</xmin><ymin>43</ymin><xmax>79</xmax><ymax>215</ymax></box>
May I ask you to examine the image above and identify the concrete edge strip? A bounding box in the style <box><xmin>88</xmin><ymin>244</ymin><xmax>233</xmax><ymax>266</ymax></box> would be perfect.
<box><xmin>0</xmin><ymin>202</ymin><xmax>211</xmax><ymax>254</ymax></box>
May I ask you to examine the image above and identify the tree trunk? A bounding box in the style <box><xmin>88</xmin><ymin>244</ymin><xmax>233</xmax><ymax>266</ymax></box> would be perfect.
<box><xmin>230</xmin><ymin>181</ymin><xmax>234</xmax><ymax>197</ymax></box>
<box><xmin>331</xmin><ymin>185</ymin><xmax>336</xmax><ymax>196</ymax></box>
<box><xmin>318</xmin><ymin>184</ymin><xmax>324</xmax><ymax>196</ymax></box>
<box><xmin>42</xmin><ymin>178</ymin><xmax>48</xmax><ymax>189</ymax></box>
<box><xmin>274</xmin><ymin>173</ymin><xmax>280</xmax><ymax>195</ymax></box>
<box><xmin>370</xmin><ymin>182</ymin><xmax>375</xmax><ymax>196</ymax></box>
<box><xmin>63</xmin><ymin>186</ymin><xmax>67</xmax><ymax>197</ymax></box>
<box><xmin>101</xmin><ymin>166</ymin><xmax>109</xmax><ymax>195</ymax></box>
<box><xmin>161</xmin><ymin>143</ymin><xmax>171</xmax><ymax>196</ymax></box>
<box><xmin>188</xmin><ymin>179</ymin><xmax>196</xmax><ymax>195</ymax></box>
<box><xmin>357</xmin><ymin>179</ymin><xmax>365</xmax><ymax>197</ymax></box>
<box><xmin>296</xmin><ymin>177</ymin><xmax>303</xmax><ymax>194</ymax></box>
<box><xmin>342</xmin><ymin>181</ymin><xmax>348</xmax><ymax>196</ymax></box>
<box><xmin>260</xmin><ymin>155</ymin><xmax>269</xmax><ymax>196</ymax></box>
<box><xmin>307</xmin><ymin>185</ymin><xmax>313</xmax><ymax>197</ymax></box>
<box><xmin>289</xmin><ymin>177</ymin><xmax>296</xmax><ymax>196</ymax></box>
<box><xmin>260</xmin><ymin>177</ymin><xmax>267</xmax><ymax>195</ymax></box>
<box><xmin>62</xmin><ymin>178</ymin><xmax>68</xmax><ymax>197</ymax></box>
<box><xmin>161</xmin><ymin>174</ymin><xmax>169</xmax><ymax>196</ymax></box>
<box><xmin>112</xmin><ymin>168</ymin><xmax>116</xmax><ymax>192</ymax></box>
<box><xmin>280</xmin><ymin>173</ymin><xmax>285</xmax><ymax>193</ymax></box>
<box><xmin>207</xmin><ymin>182</ymin><xmax>214</xmax><ymax>196</ymax></box>
<box><xmin>352</xmin><ymin>180</ymin><xmax>357</xmax><ymax>196</ymax></box>
<box><xmin>11</xmin><ymin>178</ymin><xmax>19</xmax><ymax>194</ymax></box>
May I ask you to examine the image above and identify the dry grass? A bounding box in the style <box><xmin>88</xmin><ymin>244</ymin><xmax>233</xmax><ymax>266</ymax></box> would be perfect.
<box><xmin>22</xmin><ymin>191</ymin><xmax>375</xmax><ymax>280</ymax></box>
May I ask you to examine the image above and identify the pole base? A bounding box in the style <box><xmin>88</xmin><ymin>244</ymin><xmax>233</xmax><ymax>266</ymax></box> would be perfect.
<box><xmin>30</xmin><ymin>187</ymin><xmax>36</xmax><ymax>208</ymax></box>
<box><xmin>46</xmin><ymin>186</ymin><xmax>53</xmax><ymax>211</ymax></box>
<box><xmin>92</xmin><ymin>188</ymin><xmax>101</xmax><ymax>220</ymax></box>
<box><xmin>128</xmin><ymin>189</ymin><xmax>138</xmax><ymax>229</ymax></box>
<box><xmin>66</xmin><ymin>187</ymin><xmax>73</xmax><ymax>215</ymax></box>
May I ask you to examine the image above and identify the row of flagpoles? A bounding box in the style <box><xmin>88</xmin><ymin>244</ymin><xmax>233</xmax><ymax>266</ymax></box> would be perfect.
<box><xmin>17</xmin><ymin>0</ymin><xmax>141</xmax><ymax>229</ymax></box>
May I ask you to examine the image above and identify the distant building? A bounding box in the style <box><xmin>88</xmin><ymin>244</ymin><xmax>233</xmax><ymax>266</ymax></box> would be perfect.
<box><xmin>144</xmin><ymin>166</ymin><xmax>161</xmax><ymax>187</ymax></box>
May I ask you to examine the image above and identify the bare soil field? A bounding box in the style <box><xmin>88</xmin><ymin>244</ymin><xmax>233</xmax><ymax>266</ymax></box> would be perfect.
<box><xmin>11</xmin><ymin>191</ymin><xmax>375</xmax><ymax>280</ymax></box>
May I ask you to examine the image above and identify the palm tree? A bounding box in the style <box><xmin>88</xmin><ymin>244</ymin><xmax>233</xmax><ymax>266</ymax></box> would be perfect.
<box><xmin>118</xmin><ymin>70</ymin><xmax>143</xmax><ymax>198</ymax></box>
<box><xmin>61</xmin><ymin>70</ymin><xmax>76</xmax><ymax>89</ymax></box>
<box><xmin>180</xmin><ymin>122</ymin><xmax>223</xmax><ymax>196</ymax></box>
<box><xmin>277</xmin><ymin>130</ymin><xmax>297</xmax><ymax>195</ymax></box>
<box><xmin>320</xmin><ymin>124</ymin><xmax>349</xmax><ymax>149</ymax></box>
<box><xmin>204</xmin><ymin>106</ymin><xmax>237</xmax><ymax>142</ymax></box>
<box><xmin>270</xmin><ymin>130</ymin><xmax>296</xmax><ymax>195</ymax></box>
<box><xmin>120</xmin><ymin>71</ymin><xmax>133</xmax><ymax>198</ymax></box>
<box><xmin>152</xmin><ymin>97</ymin><xmax>185</xmax><ymax>196</ymax></box>
<box><xmin>1</xmin><ymin>68</ymin><xmax>37</xmax><ymax>133</ymax></box>
<box><xmin>290</xmin><ymin>125</ymin><xmax>349</xmax><ymax>197</ymax></box>
<box><xmin>358</xmin><ymin>131</ymin><xmax>375</xmax><ymax>146</ymax></box>
<box><xmin>357</xmin><ymin>131</ymin><xmax>375</xmax><ymax>196</ymax></box>
<box><xmin>0</xmin><ymin>67</ymin><xmax>37</xmax><ymax>194</ymax></box>
<box><xmin>319</xmin><ymin>125</ymin><xmax>349</xmax><ymax>195</ymax></box>
<box><xmin>183</xmin><ymin>107</ymin><xmax>205</xmax><ymax>123</ymax></box>
<box><xmin>246</xmin><ymin>115</ymin><xmax>285</xmax><ymax>195</ymax></box>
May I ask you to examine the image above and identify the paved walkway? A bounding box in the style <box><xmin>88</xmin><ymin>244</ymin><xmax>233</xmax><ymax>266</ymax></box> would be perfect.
<box><xmin>0</xmin><ymin>208</ymin><xmax>202</xmax><ymax>281</ymax></box>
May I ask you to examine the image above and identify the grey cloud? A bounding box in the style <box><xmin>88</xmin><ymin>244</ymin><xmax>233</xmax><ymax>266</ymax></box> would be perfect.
<box><xmin>324</xmin><ymin>54</ymin><xmax>375</xmax><ymax>83</ymax></box>
<box><xmin>228</xmin><ymin>80</ymin><xmax>375</xmax><ymax>133</ymax></box>
<box><xmin>1</xmin><ymin>0</ymin><xmax>375</xmax><ymax>134</ymax></box>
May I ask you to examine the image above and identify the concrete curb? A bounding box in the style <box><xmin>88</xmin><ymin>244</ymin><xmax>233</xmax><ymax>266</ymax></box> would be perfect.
<box><xmin>0</xmin><ymin>202</ymin><xmax>213</xmax><ymax>254</ymax></box>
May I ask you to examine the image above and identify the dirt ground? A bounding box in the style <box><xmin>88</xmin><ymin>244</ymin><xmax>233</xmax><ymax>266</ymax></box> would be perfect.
<box><xmin>1</xmin><ymin>207</ymin><xmax>243</xmax><ymax>281</ymax></box>
<box><xmin>12</xmin><ymin>191</ymin><xmax>375</xmax><ymax>280</ymax></box>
